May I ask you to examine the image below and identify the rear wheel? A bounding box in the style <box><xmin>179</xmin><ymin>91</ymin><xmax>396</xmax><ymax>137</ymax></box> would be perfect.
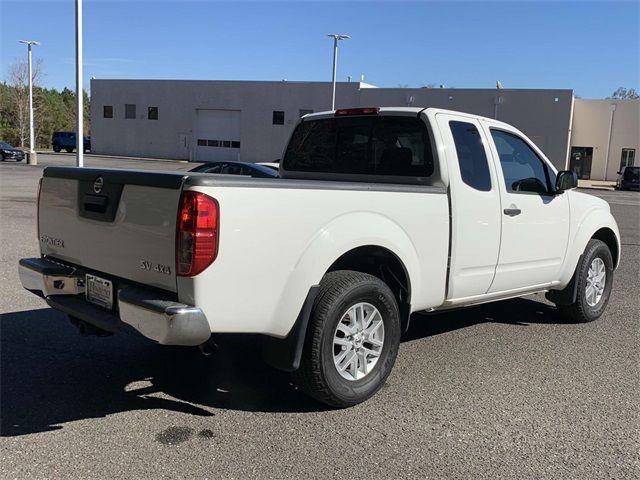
<box><xmin>65</xmin><ymin>147</ymin><xmax>73</xmax><ymax>153</ymax></box>
<box><xmin>555</xmin><ymin>239</ymin><xmax>613</xmax><ymax>323</ymax></box>
<box><xmin>53</xmin><ymin>145</ymin><xmax>61</xmax><ymax>153</ymax></box>
<box><xmin>293</xmin><ymin>270</ymin><xmax>401</xmax><ymax>408</ymax></box>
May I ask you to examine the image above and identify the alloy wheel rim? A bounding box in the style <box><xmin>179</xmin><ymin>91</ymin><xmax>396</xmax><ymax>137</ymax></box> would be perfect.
<box><xmin>586</xmin><ymin>257</ymin><xmax>606</xmax><ymax>307</ymax></box>
<box><xmin>332</xmin><ymin>302</ymin><xmax>385</xmax><ymax>381</ymax></box>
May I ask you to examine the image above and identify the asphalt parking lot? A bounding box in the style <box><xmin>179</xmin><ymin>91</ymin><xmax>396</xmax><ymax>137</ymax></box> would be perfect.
<box><xmin>1</xmin><ymin>156</ymin><xmax>639</xmax><ymax>479</ymax></box>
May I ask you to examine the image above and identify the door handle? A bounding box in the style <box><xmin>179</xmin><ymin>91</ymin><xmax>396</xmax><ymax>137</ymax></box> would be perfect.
<box><xmin>503</xmin><ymin>208</ymin><xmax>522</xmax><ymax>216</ymax></box>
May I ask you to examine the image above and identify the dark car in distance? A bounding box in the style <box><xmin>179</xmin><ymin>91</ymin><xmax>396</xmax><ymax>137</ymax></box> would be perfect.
<box><xmin>616</xmin><ymin>165</ymin><xmax>640</xmax><ymax>191</ymax></box>
<box><xmin>51</xmin><ymin>132</ymin><xmax>91</xmax><ymax>153</ymax></box>
<box><xmin>0</xmin><ymin>142</ymin><xmax>25</xmax><ymax>162</ymax></box>
<box><xmin>190</xmin><ymin>161</ymin><xmax>279</xmax><ymax>178</ymax></box>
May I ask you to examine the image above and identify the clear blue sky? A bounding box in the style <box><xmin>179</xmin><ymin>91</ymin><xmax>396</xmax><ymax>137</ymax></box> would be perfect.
<box><xmin>1</xmin><ymin>0</ymin><xmax>638</xmax><ymax>98</ymax></box>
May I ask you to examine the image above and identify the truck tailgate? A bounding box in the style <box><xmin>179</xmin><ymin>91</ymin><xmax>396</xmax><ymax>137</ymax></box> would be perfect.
<box><xmin>38</xmin><ymin>167</ymin><xmax>186</xmax><ymax>292</ymax></box>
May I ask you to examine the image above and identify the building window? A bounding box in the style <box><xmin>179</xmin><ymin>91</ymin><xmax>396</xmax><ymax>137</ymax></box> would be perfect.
<box><xmin>620</xmin><ymin>148</ymin><xmax>636</xmax><ymax>169</ymax></box>
<box><xmin>299</xmin><ymin>109</ymin><xmax>313</xmax><ymax>117</ymax></box>
<box><xmin>125</xmin><ymin>104</ymin><xmax>136</xmax><ymax>119</ymax></box>
<box><xmin>207</xmin><ymin>140</ymin><xmax>219</xmax><ymax>147</ymax></box>
<box><xmin>148</xmin><ymin>106</ymin><xmax>158</xmax><ymax>120</ymax></box>
<box><xmin>231</xmin><ymin>141</ymin><xmax>241</xmax><ymax>148</ymax></box>
<box><xmin>103</xmin><ymin>105</ymin><xmax>113</xmax><ymax>118</ymax></box>
<box><xmin>272</xmin><ymin>111</ymin><xmax>285</xmax><ymax>125</ymax></box>
<box><xmin>197</xmin><ymin>139</ymin><xmax>207</xmax><ymax>146</ymax></box>
<box><xmin>222</xmin><ymin>140</ymin><xmax>231</xmax><ymax>148</ymax></box>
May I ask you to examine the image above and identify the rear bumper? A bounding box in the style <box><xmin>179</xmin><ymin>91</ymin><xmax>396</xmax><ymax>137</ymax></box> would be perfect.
<box><xmin>18</xmin><ymin>257</ymin><xmax>211</xmax><ymax>346</ymax></box>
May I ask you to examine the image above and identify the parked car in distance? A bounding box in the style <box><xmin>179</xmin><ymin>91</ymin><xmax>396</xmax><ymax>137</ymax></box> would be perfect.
<box><xmin>190</xmin><ymin>161</ymin><xmax>279</xmax><ymax>178</ymax></box>
<box><xmin>258</xmin><ymin>162</ymin><xmax>280</xmax><ymax>171</ymax></box>
<box><xmin>0</xmin><ymin>142</ymin><xmax>25</xmax><ymax>162</ymax></box>
<box><xmin>615</xmin><ymin>165</ymin><xmax>640</xmax><ymax>191</ymax></box>
<box><xmin>51</xmin><ymin>132</ymin><xmax>91</xmax><ymax>153</ymax></box>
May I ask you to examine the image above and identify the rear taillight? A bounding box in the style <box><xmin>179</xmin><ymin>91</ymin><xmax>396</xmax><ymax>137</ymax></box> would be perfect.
<box><xmin>176</xmin><ymin>191</ymin><xmax>219</xmax><ymax>277</ymax></box>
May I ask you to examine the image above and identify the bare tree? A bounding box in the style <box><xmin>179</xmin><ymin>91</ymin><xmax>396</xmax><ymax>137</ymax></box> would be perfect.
<box><xmin>8</xmin><ymin>58</ymin><xmax>43</xmax><ymax>147</ymax></box>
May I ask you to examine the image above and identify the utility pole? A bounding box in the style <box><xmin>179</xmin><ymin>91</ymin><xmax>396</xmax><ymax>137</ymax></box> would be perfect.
<box><xmin>76</xmin><ymin>0</ymin><xmax>84</xmax><ymax>167</ymax></box>
<box><xmin>327</xmin><ymin>34</ymin><xmax>350</xmax><ymax>110</ymax></box>
<box><xmin>19</xmin><ymin>40</ymin><xmax>40</xmax><ymax>165</ymax></box>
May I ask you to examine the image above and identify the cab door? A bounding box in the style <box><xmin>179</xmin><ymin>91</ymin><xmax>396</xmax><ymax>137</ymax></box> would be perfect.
<box><xmin>481</xmin><ymin>121</ymin><xmax>570</xmax><ymax>292</ymax></box>
<box><xmin>435</xmin><ymin>113</ymin><xmax>502</xmax><ymax>299</ymax></box>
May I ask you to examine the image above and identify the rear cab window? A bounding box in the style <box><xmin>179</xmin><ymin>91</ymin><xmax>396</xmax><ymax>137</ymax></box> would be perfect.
<box><xmin>282</xmin><ymin>114</ymin><xmax>435</xmax><ymax>183</ymax></box>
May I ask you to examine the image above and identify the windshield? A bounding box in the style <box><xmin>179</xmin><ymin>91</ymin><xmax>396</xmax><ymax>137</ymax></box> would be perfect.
<box><xmin>623</xmin><ymin>167</ymin><xmax>640</xmax><ymax>181</ymax></box>
<box><xmin>0</xmin><ymin>142</ymin><xmax>14</xmax><ymax>149</ymax></box>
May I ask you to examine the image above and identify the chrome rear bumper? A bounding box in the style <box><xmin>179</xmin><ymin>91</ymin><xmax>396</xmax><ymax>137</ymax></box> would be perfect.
<box><xmin>18</xmin><ymin>257</ymin><xmax>210</xmax><ymax>346</ymax></box>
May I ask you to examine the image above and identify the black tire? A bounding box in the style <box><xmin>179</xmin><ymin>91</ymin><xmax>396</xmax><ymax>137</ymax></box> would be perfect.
<box><xmin>555</xmin><ymin>239</ymin><xmax>614</xmax><ymax>323</ymax></box>
<box><xmin>292</xmin><ymin>270</ymin><xmax>401</xmax><ymax>408</ymax></box>
<box><xmin>0</xmin><ymin>153</ymin><xmax>4</xmax><ymax>161</ymax></box>
<box><xmin>53</xmin><ymin>145</ymin><xmax>61</xmax><ymax>153</ymax></box>
<box><xmin>65</xmin><ymin>147</ymin><xmax>73</xmax><ymax>153</ymax></box>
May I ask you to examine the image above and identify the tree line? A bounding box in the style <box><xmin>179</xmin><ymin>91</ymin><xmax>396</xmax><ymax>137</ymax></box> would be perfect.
<box><xmin>0</xmin><ymin>59</ymin><xmax>90</xmax><ymax>149</ymax></box>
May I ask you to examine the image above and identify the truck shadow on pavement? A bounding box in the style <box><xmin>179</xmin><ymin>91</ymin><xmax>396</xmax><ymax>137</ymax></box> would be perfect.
<box><xmin>1</xmin><ymin>296</ymin><xmax>568</xmax><ymax>436</ymax></box>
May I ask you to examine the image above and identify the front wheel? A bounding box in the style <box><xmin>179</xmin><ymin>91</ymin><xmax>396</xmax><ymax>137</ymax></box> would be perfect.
<box><xmin>293</xmin><ymin>270</ymin><xmax>401</xmax><ymax>408</ymax></box>
<box><xmin>65</xmin><ymin>147</ymin><xmax>73</xmax><ymax>153</ymax></box>
<box><xmin>555</xmin><ymin>239</ymin><xmax>614</xmax><ymax>322</ymax></box>
<box><xmin>53</xmin><ymin>145</ymin><xmax>61</xmax><ymax>153</ymax></box>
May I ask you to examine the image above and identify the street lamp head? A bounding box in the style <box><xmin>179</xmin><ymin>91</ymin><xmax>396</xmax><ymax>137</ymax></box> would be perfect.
<box><xmin>19</xmin><ymin>40</ymin><xmax>40</xmax><ymax>46</ymax></box>
<box><xmin>327</xmin><ymin>34</ymin><xmax>350</xmax><ymax>41</ymax></box>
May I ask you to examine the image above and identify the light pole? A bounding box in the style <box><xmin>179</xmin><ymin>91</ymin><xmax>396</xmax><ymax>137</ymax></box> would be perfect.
<box><xmin>327</xmin><ymin>34</ymin><xmax>350</xmax><ymax>111</ymax></box>
<box><xmin>75</xmin><ymin>0</ymin><xmax>84</xmax><ymax>167</ymax></box>
<box><xmin>19</xmin><ymin>40</ymin><xmax>39</xmax><ymax>165</ymax></box>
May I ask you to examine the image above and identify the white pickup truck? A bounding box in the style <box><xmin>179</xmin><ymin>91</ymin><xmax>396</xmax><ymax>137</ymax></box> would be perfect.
<box><xmin>19</xmin><ymin>107</ymin><xmax>620</xmax><ymax>407</ymax></box>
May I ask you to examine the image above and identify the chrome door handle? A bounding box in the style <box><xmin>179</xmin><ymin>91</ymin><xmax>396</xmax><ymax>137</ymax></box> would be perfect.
<box><xmin>503</xmin><ymin>208</ymin><xmax>522</xmax><ymax>216</ymax></box>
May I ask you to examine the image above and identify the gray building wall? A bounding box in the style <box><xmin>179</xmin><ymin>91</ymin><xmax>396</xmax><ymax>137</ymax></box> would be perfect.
<box><xmin>359</xmin><ymin>88</ymin><xmax>574</xmax><ymax>170</ymax></box>
<box><xmin>91</xmin><ymin>80</ymin><xmax>574</xmax><ymax>171</ymax></box>
<box><xmin>90</xmin><ymin>80</ymin><xmax>365</xmax><ymax>162</ymax></box>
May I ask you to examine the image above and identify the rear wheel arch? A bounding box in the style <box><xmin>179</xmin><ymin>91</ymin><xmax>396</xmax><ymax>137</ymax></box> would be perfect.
<box><xmin>325</xmin><ymin>245</ymin><xmax>412</xmax><ymax>332</ymax></box>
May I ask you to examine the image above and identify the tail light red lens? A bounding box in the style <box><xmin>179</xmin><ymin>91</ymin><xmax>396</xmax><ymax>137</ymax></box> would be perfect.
<box><xmin>176</xmin><ymin>191</ymin><xmax>219</xmax><ymax>276</ymax></box>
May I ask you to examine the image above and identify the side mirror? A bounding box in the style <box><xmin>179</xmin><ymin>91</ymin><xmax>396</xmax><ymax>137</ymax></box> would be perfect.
<box><xmin>555</xmin><ymin>170</ymin><xmax>578</xmax><ymax>193</ymax></box>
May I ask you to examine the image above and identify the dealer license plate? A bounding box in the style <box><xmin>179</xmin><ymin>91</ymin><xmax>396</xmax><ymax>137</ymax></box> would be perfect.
<box><xmin>85</xmin><ymin>274</ymin><xmax>113</xmax><ymax>310</ymax></box>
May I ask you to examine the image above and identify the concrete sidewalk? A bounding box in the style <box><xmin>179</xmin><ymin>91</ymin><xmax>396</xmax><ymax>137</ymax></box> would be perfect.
<box><xmin>577</xmin><ymin>179</ymin><xmax>616</xmax><ymax>191</ymax></box>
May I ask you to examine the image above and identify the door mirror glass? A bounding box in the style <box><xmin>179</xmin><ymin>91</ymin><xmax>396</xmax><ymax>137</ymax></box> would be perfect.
<box><xmin>555</xmin><ymin>170</ymin><xmax>578</xmax><ymax>192</ymax></box>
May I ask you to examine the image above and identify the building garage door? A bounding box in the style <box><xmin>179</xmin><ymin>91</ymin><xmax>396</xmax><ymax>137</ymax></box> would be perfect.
<box><xmin>195</xmin><ymin>109</ymin><xmax>241</xmax><ymax>162</ymax></box>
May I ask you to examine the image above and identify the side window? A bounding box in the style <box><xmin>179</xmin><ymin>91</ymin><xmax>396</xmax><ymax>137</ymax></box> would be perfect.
<box><xmin>449</xmin><ymin>121</ymin><xmax>491</xmax><ymax>191</ymax></box>
<box><xmin>491</xmin><ymin>129</ymin><xmax>551</xmax><ymax>194</ymax></box>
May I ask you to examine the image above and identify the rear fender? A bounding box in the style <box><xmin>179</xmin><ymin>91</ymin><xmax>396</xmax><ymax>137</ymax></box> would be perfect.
<box><xmin>269</xmin><ymin>211</ymin><xmax>421</xmax><ymax>337</ymax></box>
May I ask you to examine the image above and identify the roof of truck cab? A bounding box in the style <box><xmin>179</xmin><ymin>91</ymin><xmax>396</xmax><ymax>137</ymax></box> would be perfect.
<box><xmin>301</xmin><ymin>107</ymin><xmax>512</xmax><ymax>128</ymax></box>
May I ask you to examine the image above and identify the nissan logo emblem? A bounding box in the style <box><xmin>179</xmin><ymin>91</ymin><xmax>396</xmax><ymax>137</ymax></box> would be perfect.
<box><xmin>93</xmin><ymin>177</ymin><xmax>104</xmax><ymax>194</ymax></box>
